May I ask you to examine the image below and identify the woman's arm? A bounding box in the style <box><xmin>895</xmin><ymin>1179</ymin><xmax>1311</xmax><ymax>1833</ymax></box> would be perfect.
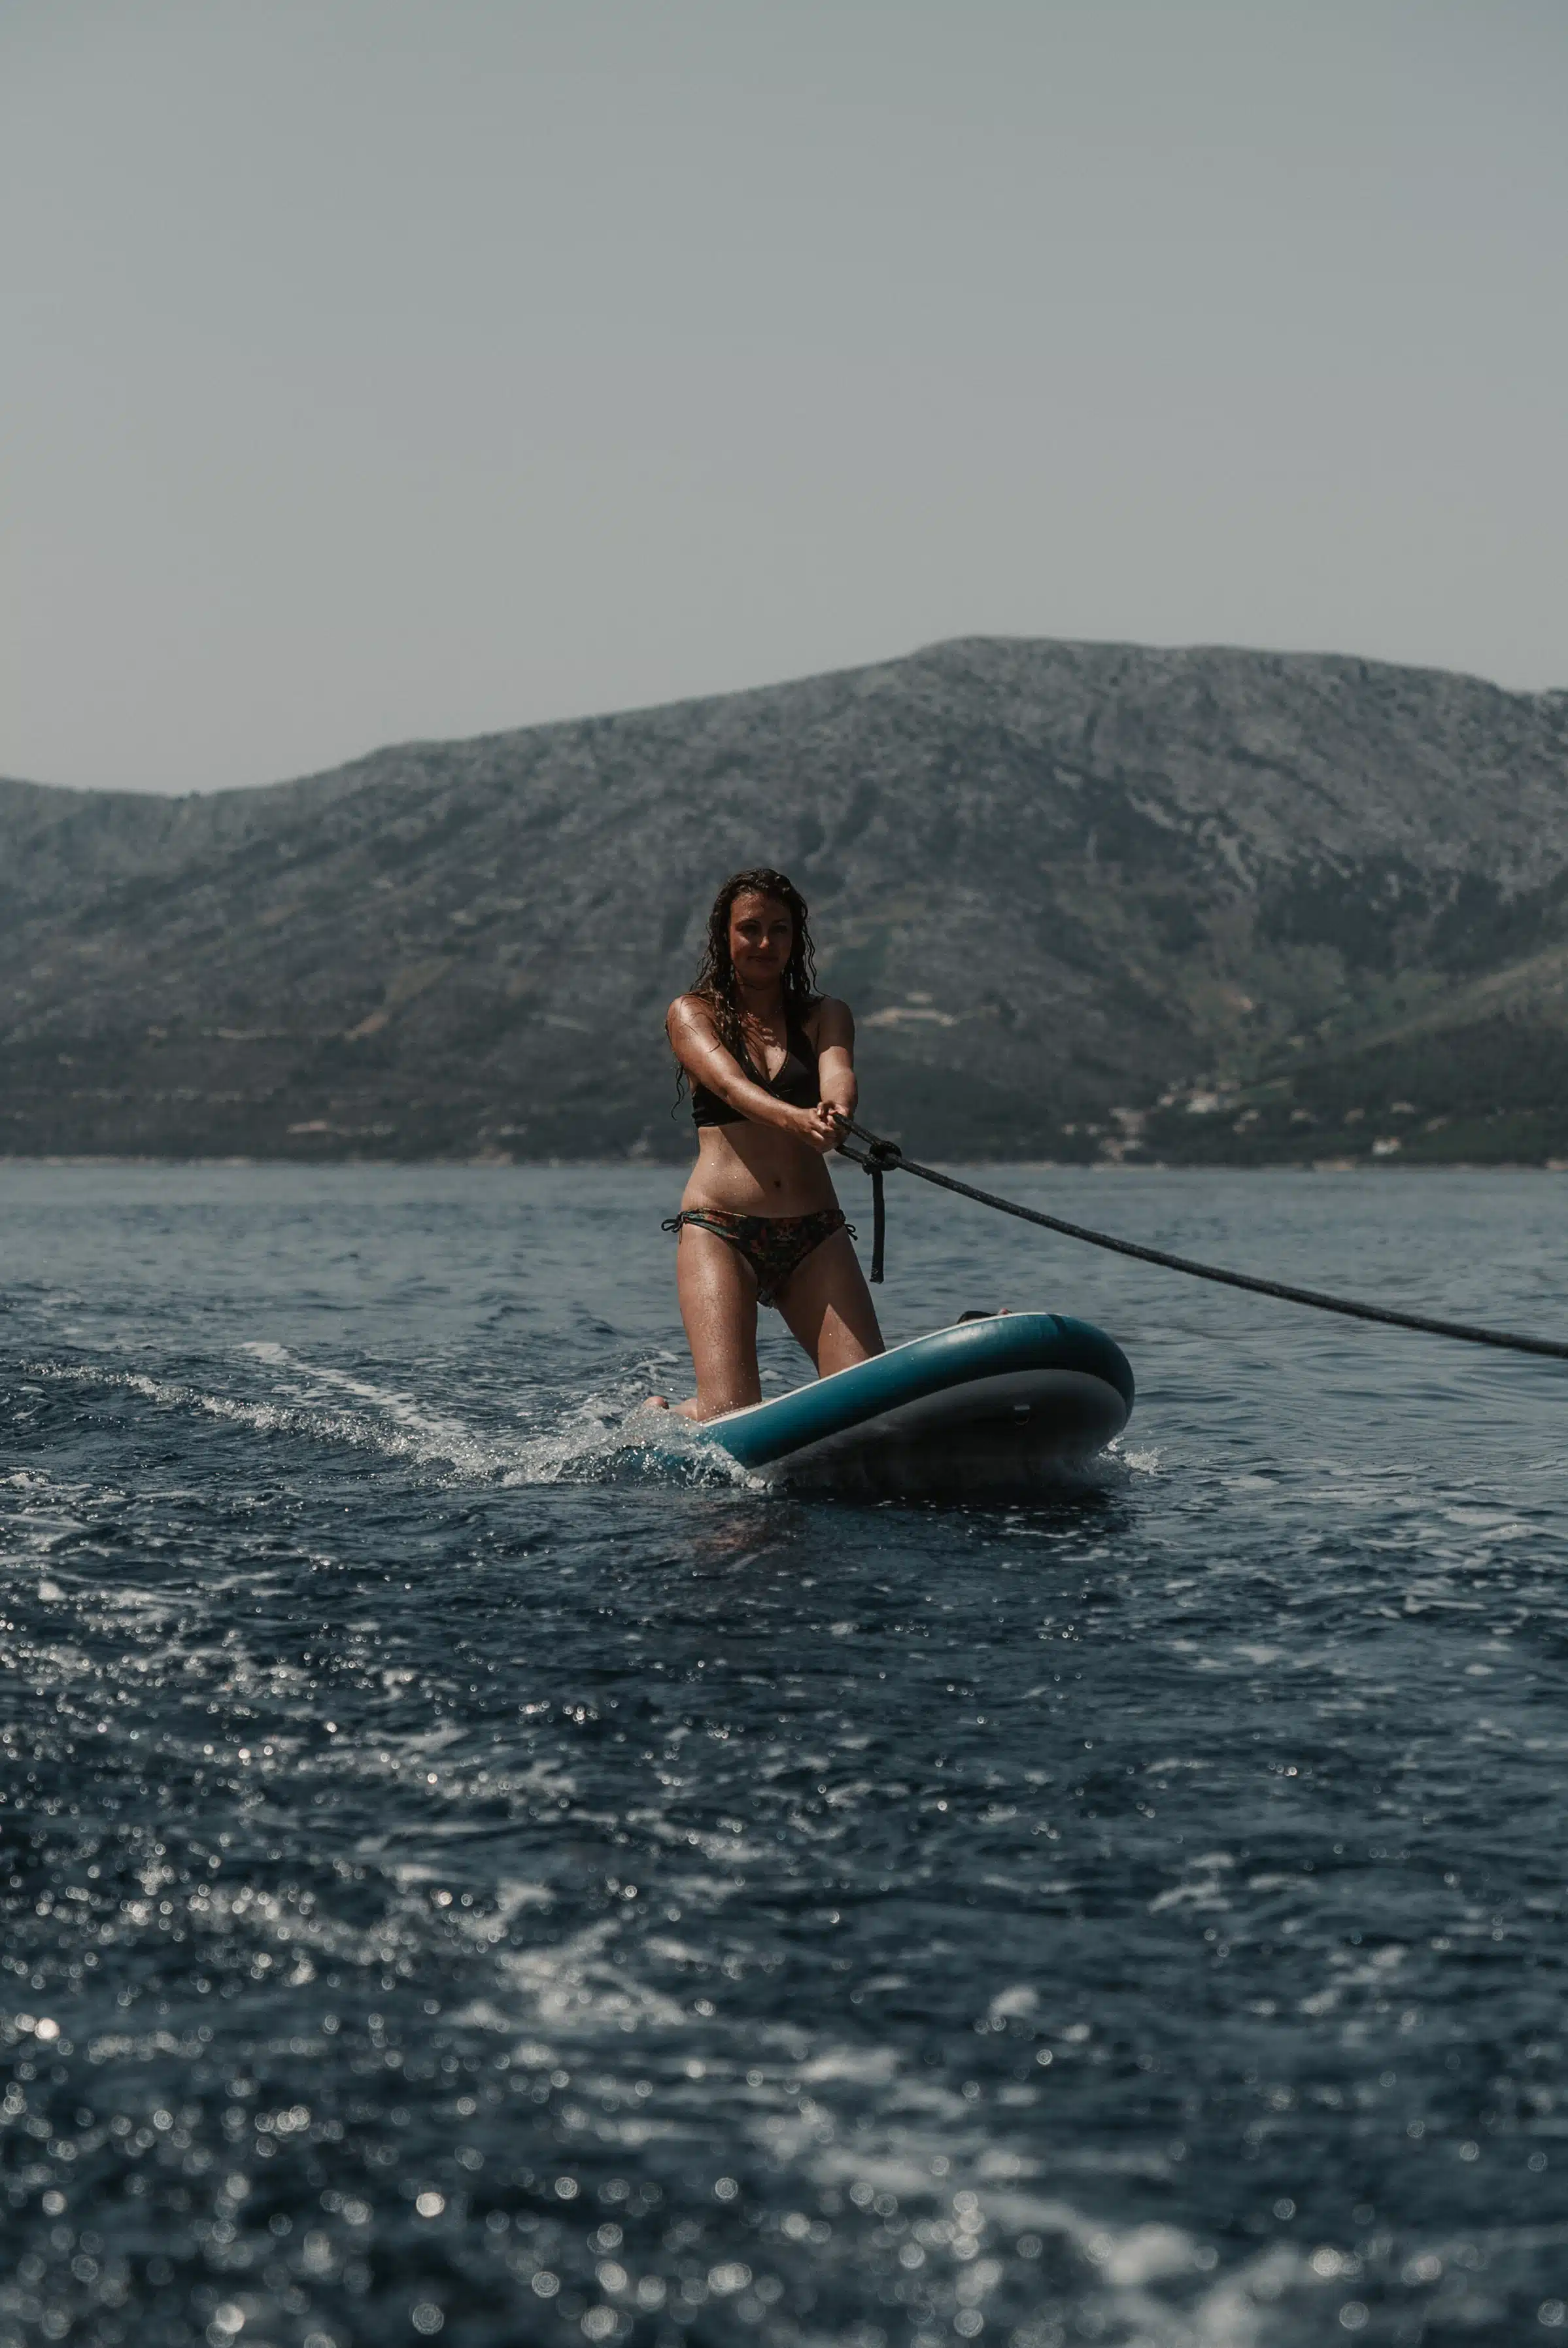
<box><xmin>811</xmin><ymin>996</ymin><xmax>859</xmax><ymax>1125</ymax></box>
<box><xmin>668</xmin><ymin>997</ymin><xmax>839</xmax><ymax>1146</ymax></box>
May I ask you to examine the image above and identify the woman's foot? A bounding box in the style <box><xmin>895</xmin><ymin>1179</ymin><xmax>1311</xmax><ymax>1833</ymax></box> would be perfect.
<box><xmin>641</xmin><ymin>1394</ymin><xmax>705</xmax><ymax>1421</ymax></box>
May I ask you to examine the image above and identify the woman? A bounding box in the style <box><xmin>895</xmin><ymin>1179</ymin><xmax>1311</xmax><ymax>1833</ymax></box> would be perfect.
<box><xmin>653</xmin><ymin>869</ymin><xmax>884</xmax><ymax>1421</ymax></box>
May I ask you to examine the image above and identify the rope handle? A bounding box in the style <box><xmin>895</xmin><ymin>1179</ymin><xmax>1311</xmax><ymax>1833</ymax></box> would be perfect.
<box><xmin>834</xmin><ymin>1118</ymin><xmax>901</xmax><ymax>1283</ymax></box>
<box><xmin>832</xmin><ymin>1113</ymin><xmax>1568</xmax><ymax>1362</ymax></box>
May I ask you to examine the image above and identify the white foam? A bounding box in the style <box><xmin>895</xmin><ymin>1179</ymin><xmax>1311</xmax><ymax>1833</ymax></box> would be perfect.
<box><xmin>1108</xmin><ymin>1440</ymin><xmax>1164</xmax><ymax>1475</ymax></box>
<box><xmin>24</xmin><ymin>1346</ymin><xmax>746</xmax><ymax>1494</ymax></box>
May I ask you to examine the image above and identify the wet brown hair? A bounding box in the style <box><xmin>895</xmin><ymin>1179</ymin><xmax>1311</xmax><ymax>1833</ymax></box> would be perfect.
<box><xmin>679</xmin><ymin>867</ymin><xmax>819</xmax><ymax>1079</ymax></box>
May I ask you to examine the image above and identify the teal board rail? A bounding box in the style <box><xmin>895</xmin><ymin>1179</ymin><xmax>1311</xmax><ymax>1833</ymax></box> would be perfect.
<box><xmin>705</xmin><ymin>1313</ymin><xmax>1134</xmax><ymax>1470</ymax></box>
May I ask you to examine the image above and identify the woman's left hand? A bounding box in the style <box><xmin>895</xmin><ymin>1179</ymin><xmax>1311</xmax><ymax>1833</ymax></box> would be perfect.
<box><xmin>795</xmin><ymin>1102</ymin><xmax>845</xmax><ymax>1154</ymax></box>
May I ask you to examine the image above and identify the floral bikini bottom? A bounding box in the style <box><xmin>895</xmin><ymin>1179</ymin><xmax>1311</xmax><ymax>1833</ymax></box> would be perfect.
<box><xmin>662</xmin><ymin>1207</ymin><xmax>851</xmax><ymax>1309</ymax></box>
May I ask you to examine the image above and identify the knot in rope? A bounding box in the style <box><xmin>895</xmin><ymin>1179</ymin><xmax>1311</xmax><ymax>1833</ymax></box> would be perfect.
<box><xmin>832</xmin><ymin>1117</ymin><xmax>899</xmax><ymax>1281</ymax></box>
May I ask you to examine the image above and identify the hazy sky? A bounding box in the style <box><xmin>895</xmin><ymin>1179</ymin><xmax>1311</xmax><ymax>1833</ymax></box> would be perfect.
<box><xmin>5</xmin><ymin>1</ymin><xmax>1565</xmax><ymax>795</ymax></box>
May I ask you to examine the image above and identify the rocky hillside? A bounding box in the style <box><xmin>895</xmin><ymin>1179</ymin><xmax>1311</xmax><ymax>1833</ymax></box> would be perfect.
<box><xmin>5</xmin><ymin>637</ymin><xmax>1568</xmax><ymax>1165</ymax></box>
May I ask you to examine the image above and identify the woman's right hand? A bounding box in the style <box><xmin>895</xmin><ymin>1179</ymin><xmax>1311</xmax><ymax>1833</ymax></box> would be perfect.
<box><xmin>787</xmin><ymin>1102</ymin><xmax>845</xmax><ymax>1154</ymax></box>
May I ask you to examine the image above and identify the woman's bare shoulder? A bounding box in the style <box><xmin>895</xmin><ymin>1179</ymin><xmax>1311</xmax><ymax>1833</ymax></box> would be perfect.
<box><xmin>808</xmin><ymin>993</ymin><xmax>855</xmax><ymax>1043</ymax></box>
<box><xmin>667</xmin><ymin>992</ymin><xmax>716</xmax><ymax>1033</ymax></box>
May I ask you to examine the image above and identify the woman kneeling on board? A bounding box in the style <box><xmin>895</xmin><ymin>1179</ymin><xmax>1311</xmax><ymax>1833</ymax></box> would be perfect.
<box><xmin>651</xmin><ymin>869</ymin><xmax>883</xmax><ymax>1420</ymax></box>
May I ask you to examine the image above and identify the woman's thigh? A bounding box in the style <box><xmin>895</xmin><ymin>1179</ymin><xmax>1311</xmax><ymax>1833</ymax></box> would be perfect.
<box><xmin>776</xmin><ymin>1228</ymin><xmax>884</xmax><ymax>1374</ymax></box>
<box><xmin>677</xmin><ymin>1224</ymin><xmax>761</xmax><ymax>1416</ymax></box>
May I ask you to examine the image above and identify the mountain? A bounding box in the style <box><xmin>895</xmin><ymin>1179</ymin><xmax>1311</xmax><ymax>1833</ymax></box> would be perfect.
<box><xmin>5</xmin><ymin>637</ymin><xmax>1568</xmax><ymax>1165</ymax></box>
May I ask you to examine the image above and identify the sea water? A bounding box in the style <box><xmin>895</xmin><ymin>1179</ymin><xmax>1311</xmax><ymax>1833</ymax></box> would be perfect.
<box><xmin>2</xmin><ymin>1163</ymin><xmax>1565</xmax><ymax>2348</ymax></box>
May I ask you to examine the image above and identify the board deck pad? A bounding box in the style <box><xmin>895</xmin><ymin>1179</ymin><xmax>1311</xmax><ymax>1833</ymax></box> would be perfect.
<box><xmin>702</xmin><ymin>1312</ymin><xmax>1133</xmax><ymax>1500</ymax></box>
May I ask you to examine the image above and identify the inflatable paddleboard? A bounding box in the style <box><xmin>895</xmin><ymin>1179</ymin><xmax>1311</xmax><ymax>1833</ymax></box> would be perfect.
<box><xmin>702</xmin><ymin>1312</ymin><xmax>1133</xmax><ymax>1500</ymax></box>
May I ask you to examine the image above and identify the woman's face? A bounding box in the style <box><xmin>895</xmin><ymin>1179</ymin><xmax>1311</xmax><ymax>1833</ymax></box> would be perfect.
<box><xmin>727</xmin><ymin>892</ymin><xmax>794</xmax><ymax>990</ymax></box>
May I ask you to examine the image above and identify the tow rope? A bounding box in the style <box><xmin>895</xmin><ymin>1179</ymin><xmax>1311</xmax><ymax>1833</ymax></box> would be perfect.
<box><xmin>832</xmin><ymin>1116</ymin><xmax>1568</xmax><ymax>1362</ymax></box>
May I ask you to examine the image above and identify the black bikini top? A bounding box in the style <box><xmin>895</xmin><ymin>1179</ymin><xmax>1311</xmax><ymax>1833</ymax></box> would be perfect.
<box><xmin>690</xmin><ymin>1004</ymin><xmax>821</xmax><ymax>1128</ymax></box>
